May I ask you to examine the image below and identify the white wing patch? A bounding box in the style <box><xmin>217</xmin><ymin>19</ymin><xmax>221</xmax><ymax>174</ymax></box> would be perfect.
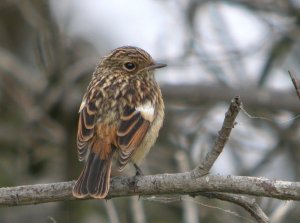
<box><xmin>79</xmin><ymin>98</ymin><xmax>86</xmax><ymax>113</ymax></box>
<box><xmin>136</xmin><ymin>102</ymin><xmax>155</xmax><ymax>122</ymax></box>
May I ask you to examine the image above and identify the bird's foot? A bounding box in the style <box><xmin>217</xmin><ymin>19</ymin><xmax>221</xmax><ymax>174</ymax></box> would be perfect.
<box><xmin>134</xmin><ymin>163</ymin><xmax>144</xmax><ymax>176</ymax></box>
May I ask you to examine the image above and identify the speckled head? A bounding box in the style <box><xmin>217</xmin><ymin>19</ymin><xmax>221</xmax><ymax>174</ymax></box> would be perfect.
<box><xmin>99</xmin><ymin>46</ymin><xmax>166</xmax><ymax>75</ymax></box>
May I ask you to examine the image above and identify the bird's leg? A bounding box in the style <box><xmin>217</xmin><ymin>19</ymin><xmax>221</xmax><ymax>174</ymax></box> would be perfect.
<box><xmin>134</xmin><ymin>163</ymin><xmax>144</xmax><ymax>176</ymax></box>
<box><xmin>129</xmin><ymin>164</ymin><xmax>144</xmax><ymax>193</ymax></box>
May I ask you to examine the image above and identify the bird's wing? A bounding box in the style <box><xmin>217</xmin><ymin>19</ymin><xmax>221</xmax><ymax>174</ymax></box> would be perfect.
<box><xmin>77</xmin><ymin>97</ymin><xmax>98</xmax><ymax>161</ymax></box>
<box><xmin>117</xmin><ymin>102</ymin><xmax>155</xmax><ymax>170</ymax></box>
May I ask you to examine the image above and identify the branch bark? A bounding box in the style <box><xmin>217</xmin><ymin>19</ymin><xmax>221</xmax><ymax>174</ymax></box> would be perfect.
<box><xmin>0</xmin><ymin>175</ymin><xmax>299</xmax><ymax>208</ymax></box>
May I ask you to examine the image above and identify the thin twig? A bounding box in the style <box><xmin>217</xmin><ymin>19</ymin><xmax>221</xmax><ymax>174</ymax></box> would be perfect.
<box><xmin>201</xmin><ymin>192</ymin><xmax>270</xmax><ymax>223</ymax></box>
<box><xmin>192</xmin><ymin>96</ymin><xmax>241</xmax><ymax>178</ymax></box>
<box><xmin>288</xmin><ymin>71</ymin><xmax>300</xmax><ymax>100</ymax></box>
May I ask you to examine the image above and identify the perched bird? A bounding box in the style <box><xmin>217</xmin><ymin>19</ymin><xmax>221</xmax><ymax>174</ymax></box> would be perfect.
<box><xmin>73</xmin><ymin>46</ymin><xmax>166</xmax><ymax>199</ymax></box>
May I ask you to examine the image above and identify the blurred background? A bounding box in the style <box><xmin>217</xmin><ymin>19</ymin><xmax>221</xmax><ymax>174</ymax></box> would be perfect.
<box><xmin>0</xmin><ymin>0</ymin><xmax>300</xmax><ymax>222</ymax></box>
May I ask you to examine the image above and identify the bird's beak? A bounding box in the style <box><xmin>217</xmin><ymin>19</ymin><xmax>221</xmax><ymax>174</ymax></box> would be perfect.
<box><xmin>146</xmin><ymin>62</ymin><xmax>167</xmax><ymax>71</ymax></box>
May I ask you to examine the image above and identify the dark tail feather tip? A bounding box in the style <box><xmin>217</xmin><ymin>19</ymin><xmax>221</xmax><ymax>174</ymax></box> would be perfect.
<box><xmin>73</xmin><ymin>152</ymin><xmax>113</xmax><ymax>199</ymax></box>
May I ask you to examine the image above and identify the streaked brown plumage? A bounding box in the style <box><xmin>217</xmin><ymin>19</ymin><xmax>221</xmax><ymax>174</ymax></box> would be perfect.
<box><xmin>73</xmin><ymin>46</ymin><xmax>166</xmax><ymax>199</ymax></box>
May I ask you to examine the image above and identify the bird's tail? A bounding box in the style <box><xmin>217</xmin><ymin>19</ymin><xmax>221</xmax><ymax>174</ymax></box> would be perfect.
<box><xmin>73</xmin><ymin>143</ymin><xmax>115</xmax><ymax>199</ymax></box>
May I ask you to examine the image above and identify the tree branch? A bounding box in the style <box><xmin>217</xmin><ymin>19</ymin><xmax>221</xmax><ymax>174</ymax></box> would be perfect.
<box><xmin>161</xmin><ymin>84</ymin><xmax>300</xmax><ymax>112</ymax></box>
<box><xmin>192</xmin><ymin>96</ymin><xmax>241</xmax><ymax>178</ymax></box>
<box><xmin>0</xmin><ymin>175</ymin><xmax>299</xmax><ymax>208</ymax></box>
<box><xmin>0</xmin><ymin>96</ymin><xmax>297</xmax><ymax>223</ymax></box>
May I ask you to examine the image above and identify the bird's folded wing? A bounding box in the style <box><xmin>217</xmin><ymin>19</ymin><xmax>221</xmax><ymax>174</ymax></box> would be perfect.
<box><xmin>77</xmin><ymin>99</ymin><xmax>97</xmax><ymax>161</ymax></box>
<box><xmin>117</xmin><ymin>104</ymin><xmax>155</xmax><ymax>169</ymax></box>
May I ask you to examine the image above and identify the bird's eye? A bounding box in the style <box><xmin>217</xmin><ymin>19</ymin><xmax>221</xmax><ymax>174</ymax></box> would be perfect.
<box><xmin>123</xmin><ymin>62</ymin><xmax>136</xmax><ymax>71</ymax></box>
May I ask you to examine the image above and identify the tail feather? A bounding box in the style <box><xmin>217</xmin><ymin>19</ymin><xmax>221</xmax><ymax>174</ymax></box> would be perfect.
<box><xmin>73</xmin><ymin>150</ymin><xmax>114</xmax><ymax>199</ymax></box>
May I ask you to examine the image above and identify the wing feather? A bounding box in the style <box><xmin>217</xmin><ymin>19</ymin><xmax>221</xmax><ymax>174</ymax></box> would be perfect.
<box><xmin>77</xmin><ymin>101</ymin><xmax>97</xmax><ymax>161</ymax></box>
<box><xmin>116</xmin><ymin>105</ymin><xmax>153</xmax><ymax>169</ymax></box>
